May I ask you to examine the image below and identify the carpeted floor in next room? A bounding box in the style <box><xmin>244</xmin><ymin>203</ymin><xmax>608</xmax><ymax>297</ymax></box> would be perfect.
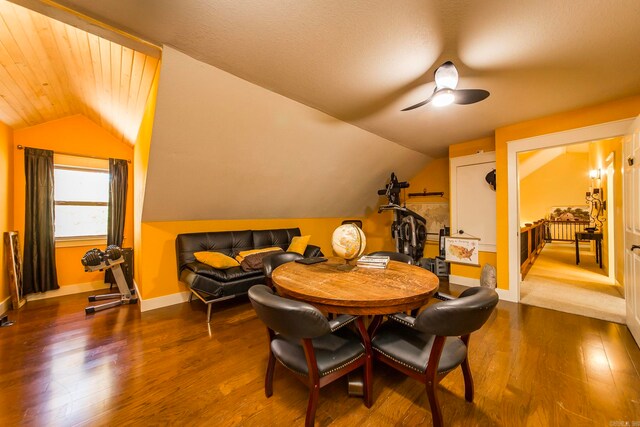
<box><xmin>520</xmin><ymin>242</ymin><xmax>625</xmax><ymax>323</ymax></box>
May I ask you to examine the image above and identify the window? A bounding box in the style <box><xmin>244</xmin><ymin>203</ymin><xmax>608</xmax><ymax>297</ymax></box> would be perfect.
<box><xmin>54</xmin><ymin>166</ymin><xmax>109</xmax><ymax>239</ymax></box>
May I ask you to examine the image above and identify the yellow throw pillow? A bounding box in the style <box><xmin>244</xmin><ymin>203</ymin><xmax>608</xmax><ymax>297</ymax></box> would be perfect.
<box><xmin>194</xmin><ymin>251</ymin><xmax>240</xmax><ymax>269</ymax></box>
<box><xmin>235</xmin><ymin>247</ymin><xmax>283</xmax><ymax>263</ymax></box>
<box><xmin>287</xmin><ymin>235</ymin><xmax>311</xmax><ymax>255</ymax></box>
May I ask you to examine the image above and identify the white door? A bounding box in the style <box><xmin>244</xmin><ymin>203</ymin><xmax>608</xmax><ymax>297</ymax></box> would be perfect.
<box><xmin>624</xmin><ymin>115</ymin><xmax>640</xmax><ymax>345</ymax></box>
<box><xmin>450</xmin><ymin>152</ymin><xmax>497</xmax><ymax>252</ymax></box>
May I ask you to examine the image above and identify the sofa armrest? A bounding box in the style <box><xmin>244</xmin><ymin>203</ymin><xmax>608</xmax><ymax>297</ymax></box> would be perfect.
<box><xmin>303</xmin><ymin>244</ymin><xmax>323</xmax><ymax>258</ymax></box>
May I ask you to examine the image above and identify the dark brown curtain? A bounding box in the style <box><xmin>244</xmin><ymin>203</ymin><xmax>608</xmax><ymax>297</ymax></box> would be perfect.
<box><xmin>23</xmin><ymin>148</ymin><xmax>59</xmax><ymax>294</ymax></box>
<box><xmin>107</xmin><ymin>158</ymin><xmax>128</xmax><ymax>247</ymax></box>
<box><xmin>106</xmin><ymin>159</ymin><xmax>128</xmax><ymax>284</ymax></box>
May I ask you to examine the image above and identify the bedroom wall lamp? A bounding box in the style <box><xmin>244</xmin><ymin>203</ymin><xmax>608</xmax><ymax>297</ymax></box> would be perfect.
<box><xmin>589</xmin><ymin>168</ymin><xmax>601</xmax><ymax>179</ymax></box>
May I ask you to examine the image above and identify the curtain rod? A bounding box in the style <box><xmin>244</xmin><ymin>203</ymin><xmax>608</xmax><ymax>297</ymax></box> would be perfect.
<box><xmin>16</xmin><ymin>145</ymin><xmax>131</xmax><ymax>163</ymax></box>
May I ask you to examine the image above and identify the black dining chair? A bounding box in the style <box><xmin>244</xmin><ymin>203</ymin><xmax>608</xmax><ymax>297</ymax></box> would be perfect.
<box><xmin>367</xmin><ymin>250</ymin><xmax>414</xmax><ymax>264</ymax></box>
<box><xmin>371</xmin><ymin>287</ymin><xmax>498</xmax><ymax>427</ymax></box>
<box><xmin>262</xmin><ymin>252</ymin><xmax>304</xmax><ymax>288</ymax></box>
<box><xmin>248</xmin><ymin>285</ymin><xmax>372</xmax><ymax>427</ymax></box>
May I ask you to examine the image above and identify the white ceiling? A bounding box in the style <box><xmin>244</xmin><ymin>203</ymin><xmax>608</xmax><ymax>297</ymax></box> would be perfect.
<box><xmin>28</xmin><ymin>1</ymin><xmax>640</xmax><ymax>156</ymax></box>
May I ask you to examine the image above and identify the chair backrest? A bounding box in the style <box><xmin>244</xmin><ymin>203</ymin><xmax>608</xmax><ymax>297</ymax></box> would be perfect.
<box><xmin>262</xmin><ymin>252</ymin><xmax>304</xmax><ymax>279</ymax></box>
<box><xmin>248</xmin><ymin>285</ymin><xmax>331</xmax><ymax>339</ymax></box>
<box><xmin>415</xmin><ymin>287</ymin><xmax>498</xmax><ymax>337</ymax></box>
<box><xmin>368</xmin><ymin>251</ymin><xmax>413</xmax><ymax>264</ymax></box>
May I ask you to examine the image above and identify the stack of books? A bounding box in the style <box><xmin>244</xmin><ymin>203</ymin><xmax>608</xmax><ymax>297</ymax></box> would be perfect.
<box><xmin>356</xmin><ymin>255</ymin><xmax>390</xmax><ymax>269</ymax></box>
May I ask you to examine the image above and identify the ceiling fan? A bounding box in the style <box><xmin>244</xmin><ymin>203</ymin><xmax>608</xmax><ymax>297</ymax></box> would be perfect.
<box><xmin>401</xmin><ymin>61</ymin><xmax>489</xmax><ymax>111</ymax></box>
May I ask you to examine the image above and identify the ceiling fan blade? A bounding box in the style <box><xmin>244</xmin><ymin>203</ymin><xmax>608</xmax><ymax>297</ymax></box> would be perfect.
<box><xmin>401</xmin><ymin>96</ymin><xmax>433</xmax><ymax>111</ymax></box>
<box><xmin>453</xmin><ymin>89</ymin><xmax>490</xmax><ymax>105</ymax></box>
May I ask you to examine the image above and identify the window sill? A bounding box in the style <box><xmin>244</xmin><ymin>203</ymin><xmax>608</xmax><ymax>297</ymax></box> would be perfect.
<box><xmin>55</xmin><ymin>237</ymin><xmax>107</xmax><ymax>248</ymax></box>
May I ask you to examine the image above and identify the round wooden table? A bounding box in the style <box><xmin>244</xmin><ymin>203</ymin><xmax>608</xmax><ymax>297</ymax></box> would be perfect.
<box><xmin>273</xmin><ymin>257</ymin><xmax>439</xmax><ymax>398</ymax></box>
<box><xmin>272</xmin><ymin>258</ymin><xmax>439</xmax><ymax>315</ymax></box>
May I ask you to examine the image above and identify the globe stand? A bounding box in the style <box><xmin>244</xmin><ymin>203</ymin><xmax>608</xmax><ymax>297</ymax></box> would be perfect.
<box><xmin>337</xmin><ymin>259</ymin><xmax>357</xmax><ymax>272</ymax></box>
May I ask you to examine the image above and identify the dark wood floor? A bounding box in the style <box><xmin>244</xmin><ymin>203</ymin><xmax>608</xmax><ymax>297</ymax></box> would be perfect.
<box><xmin>1</xmin><ymin>283</ymin><xmax>639</xmax><ymax>426</ymax></box>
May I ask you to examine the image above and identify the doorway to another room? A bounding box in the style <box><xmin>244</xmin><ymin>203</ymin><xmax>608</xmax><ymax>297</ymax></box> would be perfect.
<box><xmin>515</xmin><ymin>136</ymin><xmax>626</xmax><ymax>323</ymax></box>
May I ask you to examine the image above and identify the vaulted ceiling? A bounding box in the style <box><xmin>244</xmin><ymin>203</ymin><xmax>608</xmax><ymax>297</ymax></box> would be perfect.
<box><xmin>39</xmin><ymin>0</ymin><xmax>640</xmax><ymax>157</ymax></box>
<box><xmin>0</xmin><ymin>1</ymin><xmax>159</xmax><ymax>144</ymax></box>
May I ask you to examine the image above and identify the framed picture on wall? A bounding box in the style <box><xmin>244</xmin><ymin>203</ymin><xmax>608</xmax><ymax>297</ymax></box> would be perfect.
<box><xmin>444</xmin><ymin>236</ymin><xmax>480</xmax><ymax>266</ymax></box>
<box><xmin>405</xmin><ymin>202</ymin><xmax>449</xmax><ymax>241</ymax></box>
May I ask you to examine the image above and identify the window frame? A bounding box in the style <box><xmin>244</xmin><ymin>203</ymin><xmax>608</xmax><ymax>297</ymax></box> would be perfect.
<box><xmin>53</xmin><ymin>164</ymin><xmax>109</xmax><ymax>242</ymax></box>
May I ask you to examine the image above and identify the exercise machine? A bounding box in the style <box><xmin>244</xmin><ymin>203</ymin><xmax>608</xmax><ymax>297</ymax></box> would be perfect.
<box><xmin>82</xmin><ymin>245</ymin><xmax>137</xmax><ymax>314</ymax></box>
<box><xmin>377</xmin><ymin>172</ymin><xmax>427</xmax><ymax>263</ymax></box>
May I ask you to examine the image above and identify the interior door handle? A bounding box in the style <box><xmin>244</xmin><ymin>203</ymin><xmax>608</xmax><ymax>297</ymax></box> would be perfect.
<box><xmin>632</xmin><ymin>245</ymin><xmax>640</xmax><ymax>252</ymax></box>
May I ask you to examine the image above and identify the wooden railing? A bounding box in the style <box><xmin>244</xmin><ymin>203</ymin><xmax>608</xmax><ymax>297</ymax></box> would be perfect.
<box><xmin>544</xmin><ymin>220</ymin><xmax>590</xmax><ymax>242</ymax></box>
<box><xmin>520</xmin><ymin>220</ymin><xmax>546</xmax><ymax>278</ymax></box>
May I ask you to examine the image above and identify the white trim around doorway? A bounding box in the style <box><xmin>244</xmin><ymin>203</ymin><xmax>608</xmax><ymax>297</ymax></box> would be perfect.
<box><xmin>507</xmin><ymin>118</ymin><xmax>635</xmax><ymax>302</ymax></box>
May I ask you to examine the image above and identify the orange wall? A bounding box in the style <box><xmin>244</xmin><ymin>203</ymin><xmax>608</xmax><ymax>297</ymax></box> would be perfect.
<box><xmin>363</xmin><ymin>157</ymin><xmax>450</xmax><ymax>259</ymax></box>
<box><xmin>519</xmin><ymin>151</ymin><xmax>590</xmax><ymax>224</ymax></box>
<box><xmin>139</xmin><ymin>217</ymin><xmax>358</xmax><ymax>299</ymax></box>
<box><xmin>0</xmin><ymin>120</ymin><xmax>13</xmax><ymax>305</ymax></box>
<box><xmin>448</xmin><ymin>137</ymin><xmax>498</xmax><ymax>281</ymax></box>
<box><xmin>13</xmin><ymin>115</ymin><xmax>134</xmax><ymax>287</ymax></box>
<box><xmin>495</xmin><ymin>95</ymin><xmax>640</xmax><ymax>291</ymax></box>
<box><xmin>589</xmin><ymin>137</ymin><xmax>624</xmax><ymax>284</ymax></box>
<box><xmin>364</xmin><ymin>140</ymin><xmax>500</xmax><ymax>283</ymax></box>
<box><xmin>134</xmin><ymin>64</ymin><xmax>161</xmax><ymax>289</ymax></box>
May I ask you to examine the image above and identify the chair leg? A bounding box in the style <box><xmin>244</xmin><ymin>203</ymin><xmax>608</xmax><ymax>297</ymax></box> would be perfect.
<box><xmin>461</xmin><ymin>357</ymin><xmax>474</xmax><ymax>402</ymax></box>
<box><xmin>188</xmin><ymin>292</ymin><xmax>193</xmax><ymax>302</ymax></box>
<box><xmin>265</xmin><ymin>351</ymin><xmax>276</xmax><ymax>398</ymax></box>
<box><xmin>425</xmin><ymin>380</ymin><xmax>443</xmax><ymax>427</ymax></box>
<box><xmin>207</xmin><ymin>304</ymin><xmax>212</xmax><ymax>323</ymax></box>
<box><xmin>305</xmin><ymin>385</ymin><xmax>320</xmax><ymax>427</ymax></box>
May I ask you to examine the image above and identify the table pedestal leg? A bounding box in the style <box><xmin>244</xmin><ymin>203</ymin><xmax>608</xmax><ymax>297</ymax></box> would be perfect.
<box><xmin>575</xmin><ymin>236</ymin><xmax>580</xmax><ymax>265</ymax></box>
<box><xmin>348</xmin><ymin>316</ymin><xmax>375</xmax><ymax>398</ymax></box>
<box><xmin>348</xmin><ymin>372</ymin><xmax>364</xmax><ymax>397</ymax></box>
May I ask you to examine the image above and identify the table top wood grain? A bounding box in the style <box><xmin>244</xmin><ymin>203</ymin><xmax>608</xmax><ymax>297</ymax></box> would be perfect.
<box><xmin>272</xmin><ymin>258</ymin><xmax>439</xmax><ymax>315</ymax></box>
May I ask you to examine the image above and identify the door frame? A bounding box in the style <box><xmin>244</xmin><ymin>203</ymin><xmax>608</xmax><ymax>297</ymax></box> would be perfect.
<box><xmin>605</xmin><ymin>156</ymin><xmax>616</xmax><ymax>282</ymax></box>
<box><xmin>506</xmin><ymin>118</ymin><xmax>635</xmax><ymax>302</ymax></box>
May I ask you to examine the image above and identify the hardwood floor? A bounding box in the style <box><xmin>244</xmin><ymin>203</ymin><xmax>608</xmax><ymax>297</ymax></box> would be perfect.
<box><xmin>1</xmin><ymin>284</ymin><xmax>639</xmax><ymax>426</ymax></box>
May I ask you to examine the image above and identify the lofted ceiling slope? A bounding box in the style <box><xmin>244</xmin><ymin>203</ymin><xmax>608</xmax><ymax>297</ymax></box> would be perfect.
<box><xmin>47</xmin><ymin>0</ymin><xmax>640</xmax><ymax>157</ymax></box>
<box><xmin>142</xmin><ymin>46</ymin><xmax>429</xmax><ymax>222</ymax></box>
<box><xmin>0</xmin><ymin>1</ymin><xmax>160</xmax><ymax>144</ymax></box>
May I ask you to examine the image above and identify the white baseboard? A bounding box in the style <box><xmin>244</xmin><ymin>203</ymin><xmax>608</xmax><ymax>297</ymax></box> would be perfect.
<box><xmin>495</xmin><ymin>287</ymin><xmax>518</xmax><ymax>303</ymax></box>
<box><xmin>0</xmin><ymin>296</ymin><xmax>11</xmax><ymax>317</ymax></box>
<box><xmin>135</xmin><ymin>281</ymin><xmax>190</xmax><ymax>313</ymax></box>
<box><xmin>26</xmin><ymin>281</ymin><xmax>110</xmax><ymax>301</ymax></box>
<box><xmin>448</xmin><ymin>274</ymin><xmax>518</xmax><ymax>303</ymax></box>
<box><xmin>448</xmin><ymin>275</ymin><xmax>480</xmax><ymax>288</ymax></box>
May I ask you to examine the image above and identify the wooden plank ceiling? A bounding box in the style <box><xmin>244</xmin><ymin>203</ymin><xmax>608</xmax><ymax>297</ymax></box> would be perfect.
<box><xmin>0</xmin><ymin>1</ymin><xmax>160</xmax><ymax>144</ymax></box>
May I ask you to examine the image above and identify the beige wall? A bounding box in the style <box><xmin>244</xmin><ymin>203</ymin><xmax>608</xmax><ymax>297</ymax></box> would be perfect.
<box><xmin>143</xmin><ymin>46</ymin><xmax>429</xmax><ymax>222</ymax></box>
<box><xmin>135</xmin><ymin>46</ymin><xmax>431</xmax><ymax>300</ymax></box>
<box><xmin>519</xmin><ymin>151</ymin><xmax>590</xmax><ymax>224</ymax></box>
<box><xmin>0</xmin><ymin>120</ymin><xmax>13</xmax><ymax>308</ymax></box>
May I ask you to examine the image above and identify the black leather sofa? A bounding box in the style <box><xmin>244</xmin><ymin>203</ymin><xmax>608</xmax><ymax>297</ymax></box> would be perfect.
<box><xmin>176</xmin><ymin>228</ymin><xmax>322</xmax><ymax>321</ymax></box>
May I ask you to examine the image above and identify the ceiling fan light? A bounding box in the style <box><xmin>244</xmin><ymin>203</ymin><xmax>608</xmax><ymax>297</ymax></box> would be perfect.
<box><xmin>432</xmin><ymin>89</ymin><xmax>455</xmax><ymax>107</ymax></box>
<box><xmin>434</xmin><ymin>61</ymin><xmax>458</xmax><ymax>89</ymax></box>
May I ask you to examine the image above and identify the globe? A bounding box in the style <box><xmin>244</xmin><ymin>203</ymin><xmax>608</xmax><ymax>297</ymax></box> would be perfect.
<box><xmin>332</xmin><ymin>224</ymin><xmax>366</xmax><ymax>261</ymax></box>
